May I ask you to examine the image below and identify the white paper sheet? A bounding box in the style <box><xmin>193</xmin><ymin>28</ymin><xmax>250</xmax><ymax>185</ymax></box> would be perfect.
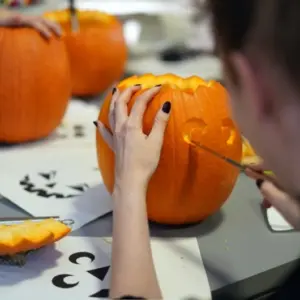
<box><xmin>266</xmin><ymin>207</ymin><xmax>293</xmax><ymax>232</ymax></box>
<box><xmin>0</xmin><ymin>236</ymin><xmax>212</xmax><ymax>300</ymax></box>
<box><xmin>0</xmin><ymin>148</ymin><xmax>112</xmax><ymax>231</ymax></box>
<box><xmin>0</xmin><ymin>100</ymin><xmax>113</xmax><ymax>230</ymax></box>
<box><xmin>0</xmin><ymin>237</ymin><xmax>111</xmax><ymax>299</ymax></box>
<box><xmin>151</xmin><ymin>237</ymin><xmax>212</xmax><ymax>300</ymax></box>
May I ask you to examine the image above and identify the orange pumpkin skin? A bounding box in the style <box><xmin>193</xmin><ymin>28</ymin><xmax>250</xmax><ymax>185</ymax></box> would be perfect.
<box><xmin>0</xmin><ymin>28</ymin><xmax>71</xmax><ymax>143</ymax></box>
<box><xmin>44</xmin><ymin>10</ymin><xmax>127</xmax><ymax>96</ymax></box>
<box><xmin>96</xmin><ymin>74</ymin><xmax>242</xmax><ymax>224</ymax></box>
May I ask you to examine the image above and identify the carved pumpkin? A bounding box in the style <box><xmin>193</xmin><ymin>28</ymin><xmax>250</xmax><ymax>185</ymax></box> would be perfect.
<box><xmin>0</xmin><ymin>28</ymin><xmax>71</xmax><ymax>143</ymax></box>
<box><xmin>44</xmin><ymin>9</ymin><xmax>127</xmax><ymax>96</ymax></box>
<box><xmin>96</xmin><ymin>74</ymin><xmax>242</xmax><ymax>224</ymax></box>
<box><xmin>0</xmin><ymin>219</ymin><xmax>70</xmax><ymax>255</ymax></box>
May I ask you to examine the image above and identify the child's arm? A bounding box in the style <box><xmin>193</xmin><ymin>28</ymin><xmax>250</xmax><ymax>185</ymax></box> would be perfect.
<box><xmin>0</xmin><ymin>9</ymin><xmax>61</xmax><ymax>39</ymax></box>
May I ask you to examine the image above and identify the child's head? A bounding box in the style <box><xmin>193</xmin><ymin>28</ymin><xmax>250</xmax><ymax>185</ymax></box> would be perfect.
<box><xmin>206</xmin><ymin>0</ymin><xmax>300</xmax><ymax>196</ymax></box>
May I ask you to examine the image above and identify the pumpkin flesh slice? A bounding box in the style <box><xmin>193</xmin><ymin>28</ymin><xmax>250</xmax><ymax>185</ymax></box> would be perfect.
<box><xmin>0</xmin><ymin>229</ymin><xmax>25</xmax><ymax>255</ymax></box>
<box><xmin>9</xmin><ymin>221</ymin><xmax>54</xmax><ymax>253</ymax></box>
<box><xmin>0</xmin><ymin>219</ymin><xmax>70</xmax><ymax>256</ymax></box>
<box><xmin>38</xmin><ymin>219</ymin><xmax>71</xmax><ymax>242</ymax></box>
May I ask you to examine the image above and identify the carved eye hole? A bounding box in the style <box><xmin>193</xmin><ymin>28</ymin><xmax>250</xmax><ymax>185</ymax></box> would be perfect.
<box><xmin>183</xmin><ymin>118</ymin><xmax>207</xmax><ymax>144</ymax></box>
<box><xmin>221</xmin><ymin>118</ymin><xmax>236</xmax><ymax>145</ymax></box>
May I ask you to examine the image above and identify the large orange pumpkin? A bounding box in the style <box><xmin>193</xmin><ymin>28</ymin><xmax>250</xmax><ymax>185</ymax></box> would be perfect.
<box><xmin>96</xmin><ymin>74</ymin><xmax>242</xmax><ymax>224</ymax></box>
<box><xmin>44</xmin><ymin>10</ymin><xmax>127</xmax><ymax>96</ymax></box>
<box><xmin>0</xmin><ymin>28</ymin><xmax>71</xmax><ymax>143</ymax></box>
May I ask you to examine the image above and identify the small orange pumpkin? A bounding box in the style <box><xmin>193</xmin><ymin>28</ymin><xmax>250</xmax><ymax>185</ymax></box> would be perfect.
<box><xmin>0</xmin><ymin>28</ymin><xmax>71</xmax><ymax>143</ymax></box>
<box><xmin>44</xmin><ymin>9</ymin><xmax>127</xmax><ymax>96</ymax></box>
<box><xmin>0</xmin><ymin>219</ymin><xmax>70</xmax><ymax>255</ymax></box>
<box><xmin>96</xmin><ymin>74</ymin><xmax>242</xmax><ymax>224</ymax></box>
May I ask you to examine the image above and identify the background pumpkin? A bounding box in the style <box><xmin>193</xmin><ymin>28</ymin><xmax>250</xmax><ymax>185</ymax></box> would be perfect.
<box><xmin>0</xmin><ymin>27</ymin><xmax>71</xmax><ymax>143</ymax></box>
<box><xmin>44</xmin><ymin>9</ymin><xmax>127</xmax><ymax>97</ymax></box>
<box><xmin>96</xmin><ymin>74</ymin><xmax>242</xmax><ymax>224</ymax></box>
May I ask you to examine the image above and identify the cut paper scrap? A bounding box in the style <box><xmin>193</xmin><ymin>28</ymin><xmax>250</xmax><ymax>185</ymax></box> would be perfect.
<box><xmin>266</xmin><ymin>207</ymin><xmax>293</xmax><ymax>232</ymax></box>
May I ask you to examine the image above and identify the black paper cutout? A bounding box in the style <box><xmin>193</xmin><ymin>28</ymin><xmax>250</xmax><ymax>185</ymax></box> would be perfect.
<box><xmin>57</xmin><ymin>124</ymin><xmax>87</xmax><ymax>139</ymax></box>
<box><xmin>90</xmin><ymin>289</ymin><xmax>110</xmax><ymax>298</ymax></box>
<box><xmin>46</xmin><ymin>183</ymin><xmax>56</xmax><ymax>188</ymax></box>
<box><xmin>39</xmin><ymin>171</ymin><xmax>56</xmax><ymax>180</ymax></box>
<box><xmin>68</xmin><ymin>184</ymin><xmax>89</xmax><ymax>193</ymax></box>
<box><xmin>69</xmin><ymin>252</ymin><xmax>95</xmax><ymax>265</ymax></box>
<box><xmin>52</xmin><ymin>274</ymin><xmax>79</xmax><ymax>289</ymax></box>
<box><xmin>88</xmin><ymin>266</ymin><xmax>110</xmax><ymax>281</ymax></box>
<box><xmin>19</xmin><ymin>173</ymin><xmax>90</xmax><ymax>199</ymax></box>
<box><xmin>51</xmin><ymin>252</ymin><xmax>110</xmax><ymax>298</ymax></box>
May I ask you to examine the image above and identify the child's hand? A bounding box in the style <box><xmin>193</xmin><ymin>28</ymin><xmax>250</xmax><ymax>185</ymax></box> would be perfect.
<box><xmin>0</xmin><ymin>9</ymin><xmax>61</xmax><ymax>39</ymax></box>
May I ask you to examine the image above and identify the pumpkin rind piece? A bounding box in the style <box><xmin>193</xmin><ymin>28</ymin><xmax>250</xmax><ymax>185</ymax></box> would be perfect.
<box><xmin>0</xmin><ymin>219</ymin><xmax>71</xmax><ymax>256</ymax></box>
<box><xmin>0</xmin><ymin>228</ymin><xmax>25</xmax><ymax>255</ymax></box>
<box><xmin>38</xmin><ymin>219</ymin><xmax>71</xmax><ymax>242</ymax></box>
<box><xmin>8</xmin><ymin>221</ymin><xmax>54</xmax><ymax>253</ymax></box>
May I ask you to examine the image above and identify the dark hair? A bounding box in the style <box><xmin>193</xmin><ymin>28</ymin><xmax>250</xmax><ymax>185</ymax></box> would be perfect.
<box><xmin>206</xmin><ymin>0</ymin><xmax>300</xmax><ymax>87</ymax></box>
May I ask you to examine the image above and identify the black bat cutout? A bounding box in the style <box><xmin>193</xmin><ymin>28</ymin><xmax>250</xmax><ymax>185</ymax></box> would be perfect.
<box><xmin>52</xmin><ymin>274</ymin><xmax>79</xmax><ymax>289</ymax></box>
<box><xmin>69</xmin><ymin>251</ymin><xmax>95</xmax><ymax>265</ymax></box>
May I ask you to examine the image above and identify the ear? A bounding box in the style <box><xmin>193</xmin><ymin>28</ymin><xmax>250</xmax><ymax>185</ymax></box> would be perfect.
<box><xmin>228</xmin><ymin>52</ymin><xmax>272</xmax><ymax>120</ymax></box>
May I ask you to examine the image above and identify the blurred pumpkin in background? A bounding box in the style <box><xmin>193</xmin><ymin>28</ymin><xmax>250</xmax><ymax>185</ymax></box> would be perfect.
<box><xmin>0</xmin><ymin>28</ymin><xmax>71</xmax><ymax>143</ymax></box>
<box><xmin>96</xmin><ymin>74</ymin><xmax>242</xmax><ymax>224</ymax></box>
<box><xmin>44</xmin><ymin>9</ymin><xmax>127</xmax><ymax>97</ymax></box>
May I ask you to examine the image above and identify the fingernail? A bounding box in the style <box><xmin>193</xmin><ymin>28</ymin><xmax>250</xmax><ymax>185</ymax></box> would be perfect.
<box><xmin>256</xmin><ymin>179</ymin><xmax>264</xmax><ymax>189</ymax></box>
<box><xmin>93</xmin><ymin>121</ymin><xmax>98</xmax><ymax>127</ymax></box>
<box><xmin>162</xmin><ymin>101</ymin><xmax>171</xmax><ymax>113</ymax></box>
<box><xmin>155</xmin><ymin>84</ymin><xmax>162</xmax><ymax>87</ymax></box>
<box><xmin>262</xmin><ymin>199</ymin><xmax>272</xmax><ymax>209</ymax></box>
<box><xmin>112</xmin><ymin>87</ymin><xmax>117</xmax><ymax>95</ymax></box>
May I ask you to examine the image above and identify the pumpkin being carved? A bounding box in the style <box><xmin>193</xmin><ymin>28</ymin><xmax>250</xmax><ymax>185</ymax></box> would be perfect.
<box><xmin>0</xmin><ymin>219</ymin><xmax>70</xmax><ymax>256</ymax></box>
<box><xmin>0</xmin><ymin>28</ymin><xmax>71</xmax><ymax>143</ymax></box>
<box><xmin>44</xmin><ymin>9</ymin><xmax>127</xmax><ymax>96</ymax></box>
<box><xmin>96</xmin><ymin>74</ymin><xmax>242</xmax><ymax>224</ymax></box>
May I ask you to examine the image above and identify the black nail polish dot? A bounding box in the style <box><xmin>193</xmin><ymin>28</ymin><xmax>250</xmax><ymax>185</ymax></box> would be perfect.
<box><xmin>162</xmin><ymin>101</ymin><xmax>171</xmax><ymax>113</ymax></box>
<box><xmin>112</xmin><ymin>87</ymin><xmax>117</xmax><ymax>95</ymax></box>
<box><xmin>155</xmin><ymin>84</ymin><xmax>162</xmax><ymax>87</ymax></box>
<box><xmin>256</xmin><ymin>179</ymin><xmax>264</xmax><ymax>189</ymax></box>
<box><xmin>93</xmin><ymin>121</ymin><xmax>98</xmax><ymax>127</ymax></box>
<box><xmin>134</xmin><ymin>84</ymin><xmax>141</xmax><ymax>87</ymax></box>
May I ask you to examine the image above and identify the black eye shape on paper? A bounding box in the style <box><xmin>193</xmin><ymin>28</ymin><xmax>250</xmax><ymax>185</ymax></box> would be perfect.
<box><xmin>19</xmin><ymin>171</ymin><xmax>90</xmax><ymax>199</ymax></box>
<box><xmin>52</xmin><ymin>251</ymin><xmax>110</xmax><ymax>298</ymax></box>
<box><xmin>57</xmin><ymin>124</ymin><xmax>87</xmax><ymax>139</ymax></box>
